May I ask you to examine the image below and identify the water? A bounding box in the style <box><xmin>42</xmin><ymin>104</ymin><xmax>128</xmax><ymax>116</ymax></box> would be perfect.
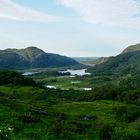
<box><xmin>45</xmin><ymin>86</ymin><xmax>92</xmax><ymax>91</ymax></box>
<box><xmin>71</xmin><ymin>81</ymin><xmax>81</xmax><ymax>84</ymax></box>
<box><xmin>45</xmin><ymin>85</ymin><xmax>56</xmax><ymax>89</ymax></box>
<box><xmin>83</xmin><ymin>88</ymin><xmax>92</xmax><ymax>91</ymax></box>
<box><xmin>22</xmin><ymin>72</ymin><xmax>39</xmax><ymax>76</ymax></box>
<box><xmin>59</xmin><ymin>69</ymin><xmax>91</xmax><ymax>76</ymax></box>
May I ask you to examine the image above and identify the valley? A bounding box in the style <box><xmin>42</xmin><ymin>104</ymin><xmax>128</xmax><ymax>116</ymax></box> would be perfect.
<box><xmin>1</xmin><ymin>1</ymin><xmax>140</xmax><ymax>139</ymax></box>
<box><xmin>24</xmin><ymin>68</ymin><xmax>92</xmax><ymax>90</ymax></box>
<box><xmin>0</xmin><ymin>44</ymin><xmax>140</xmax><ymax>140</ymax></box>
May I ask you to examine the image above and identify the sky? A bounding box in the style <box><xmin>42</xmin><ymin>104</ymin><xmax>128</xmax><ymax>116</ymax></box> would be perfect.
<box><xmin>0</xmin><ymin>0</ymin><xmax>140</xmax><ymax>57</ymax></box>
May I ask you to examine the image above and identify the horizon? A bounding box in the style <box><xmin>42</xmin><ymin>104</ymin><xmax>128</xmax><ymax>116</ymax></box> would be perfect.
<box><xmin>0</xmin><ymin>0</ymin><xmax>140</xmax><ymax>57</ymax></box>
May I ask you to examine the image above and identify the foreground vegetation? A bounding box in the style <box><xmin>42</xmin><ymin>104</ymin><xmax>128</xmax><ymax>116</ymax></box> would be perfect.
<box><xmin>0</xmin><ymin>84</ymin><xmax>140</xmax><ymax>140</ymax></box>
<box><xmin>0</xmin><ymin>69</ymin><xmax>139</xmax><ymax>140</ymax></box>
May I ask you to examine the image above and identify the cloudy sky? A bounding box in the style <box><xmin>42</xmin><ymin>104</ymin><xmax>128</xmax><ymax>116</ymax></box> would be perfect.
<box><xmin>0</xmin><ymin>0</ymin><xmax>140</xmax><ymax>57</ymax></box>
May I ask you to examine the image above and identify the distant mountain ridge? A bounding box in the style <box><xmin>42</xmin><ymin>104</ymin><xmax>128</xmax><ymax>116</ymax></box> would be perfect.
<box><xmin>0</xmin><ymin>46</ymin><xmax>79</xmax><ymax>69</ymax></box>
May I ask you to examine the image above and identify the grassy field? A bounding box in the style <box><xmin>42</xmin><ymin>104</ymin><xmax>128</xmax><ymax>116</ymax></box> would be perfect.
<box><xmin>0</xmin><ymin>85</ymin><xmax>140</xmax><ymax>140</ymax></box>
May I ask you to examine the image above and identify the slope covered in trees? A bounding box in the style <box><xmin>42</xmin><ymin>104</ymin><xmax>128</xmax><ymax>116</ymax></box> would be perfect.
<box><xmin>0</xmin><ymin>70</ymin><xmax>36</xmax><ymax>86</ymax></box>
<box><xmin>89</xmin><ymin>44</ymin><xmax>140</xmax><ymax>77</ymax></box>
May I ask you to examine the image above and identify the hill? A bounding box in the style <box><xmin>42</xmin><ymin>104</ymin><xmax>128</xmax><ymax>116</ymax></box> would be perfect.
<box><xmin>0</xmin><ymin>47</ymin><xmax>79</xmax><ymax>69</ymax></box>
<box><xmin>88</xmin><ymin>44</ymin><xmax>140</xmax><ymax>84</ymax></box>
<box><xmin>122</xmin><ymin>43</ymin><xmax>140</xmax><ymax>54</ymax></box>
<box><xmin>0</xmin><ymin>70</ymin><xmax>36</xmax><ymax>86</ymax></box>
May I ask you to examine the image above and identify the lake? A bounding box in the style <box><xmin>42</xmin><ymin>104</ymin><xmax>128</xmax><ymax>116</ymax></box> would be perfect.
<box><xmin>22</xmin><ymin>72</ymin><xmax>39</xmax><ymax>76</ymax></box>
<box><xmin>59</xmin><ymin>69</ymin><xmax>91</xmax><ymax>76</ymax></box>
<box><xmin>45</xmin><ymin>85</ymin><xmax>57</xmax><ymax>89</ymax></box>
<box><xmin>45</xmin><ymin>85</ymin><xmax>92</xmax><ymax>91</ymax></box>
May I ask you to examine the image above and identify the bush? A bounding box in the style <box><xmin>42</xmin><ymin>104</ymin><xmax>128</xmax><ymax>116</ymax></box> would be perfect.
<box><xmin>0</xmin><ymin>70</ymin><xmax>36</xmax><ymax>86</ymax></box>
<box><xmin>99</xmin><ymin>123</ymin><xmax>113</xmax><ymax>140</ymax></box>
<box><xmin>0</xmin><ymin>126</ymin><xmax>14</xmax><ymax>140</ymax></box>
<box><xmin>113</xmin><ymin>105</ymin><xmax>140</xmax><ymax>122</ymax></box>
<box><xmin>18</xmin><ymin>113</ymin><xmax>39</xmax><ymax>123</ymax></box>
<box><xmin>112</xmin><ymin>127</ymin><xmax>140</xmax><ymax>140</ymax></box>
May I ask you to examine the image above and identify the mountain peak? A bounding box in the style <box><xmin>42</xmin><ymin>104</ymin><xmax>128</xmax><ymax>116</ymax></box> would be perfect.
<box><xmin>19</xmin><ymin>46</ymin><xmax>45</xmax><ymax>61</ymax></box>
<box><xmin>24</xmin><ymin>46</ymin><xmax>45</xmax><ymax>53</ymax></box>
<box><xmin>122</xmin><ymin>43</ymin><xmax>140</xmax><ymax>54</ymax></box>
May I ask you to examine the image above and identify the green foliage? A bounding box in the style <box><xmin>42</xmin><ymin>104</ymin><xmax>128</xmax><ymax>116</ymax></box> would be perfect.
<box><xmin>89</xmin><ymin>50</ymin><xmax>140</xmax><ymax>76</ymax></box>
<box><xmin>99</xmin><ymin>122</ymin><xmax>113</xmax><ymax>140</ymax></box>
<box><xmin>0</xmin><ymin>83</ymin><xmax>139</xmax><ymax>140</ymax></box>
<box><xmin>113</xmin><ymin>105</ymin><xmax>140</xmax><ymax>122</ymax></box>
<box><xmin>0</xmin><ymin>70</ymin><xmax>36</xmax><ymax>86</ymax></box>
<box><xmin>18</xmin><ymin>113</ymin><xmax>40</xmax><ymax>123</ymax></box>
<box><xmin>112</xmin><ymin>127</ymin><xmax>140</xmax><ymax>140</ymax></box>
<box><xmin>0</xmin><ymin>126</ymin><xmax>14</xmax><ymax>140</ymax></box>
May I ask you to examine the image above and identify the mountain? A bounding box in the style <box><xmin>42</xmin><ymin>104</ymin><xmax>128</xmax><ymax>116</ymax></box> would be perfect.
<box><xmin>88</xmin><ymin>44</ymin><xmax>140</xmax><ymax>76</ymax></box>
<box><xmin>0</xmin><ymin>46</ymin><xmax>79</xmax><ymax>69</ymax></box>
<box><xmin>122</xmin><ymin>43</ymin><xmax>140</xmax><ymax>54</ymax></box>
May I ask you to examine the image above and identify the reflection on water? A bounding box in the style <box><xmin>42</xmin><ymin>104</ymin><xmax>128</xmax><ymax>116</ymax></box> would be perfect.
<box><xmin>83</xmin><ymin>88</ymin><xmax>92</xmax><ymax>91</ymax></box>
<box><xmin>22</xmin><ymin>72</ymin><xmax>39</xmax><ymax>76</ymax></box>
<box><xmin>45</xmin><ymin>85</ymin><xmax>56</xmax><ymax>89</ymax></box>
<box><xmin>59</xmin><ymin>69</ymin><xmax>91</xmax><ymax>76</ymax></box>
<box><xmin>71</xmin><ymin>81</ymin><xmax>81</xmax><ymax>84</ymax></box>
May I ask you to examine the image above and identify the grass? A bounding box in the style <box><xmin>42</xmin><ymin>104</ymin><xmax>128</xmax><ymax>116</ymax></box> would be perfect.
<box><xmin>0</xmin><ymin>83</ymin><xmax>139</xmax><ymax>139</ymax></box>
<box><xmin>34</xmin><ymin>74</ymin><xmax>94</xmax><ymax>90</ymax></box>
<box><xmin>0</xmin><ymin>85</ymin><xmax>45</xmax><ymax>101</ymax></box>
<box><xmin>53</xmin><ymin>100</ymin><xmax>127</xmax><ymax>121</ymax></box>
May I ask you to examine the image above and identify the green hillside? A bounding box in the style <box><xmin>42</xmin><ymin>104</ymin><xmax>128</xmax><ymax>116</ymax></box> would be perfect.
<box><xmin>89</xmin><ymin>44</ymin><xmax>140</xmax><ymax>76</ymax></box>
<box><xmin>0</xmin><ymin>47</ymin><xmax>79</xmax><ymax>69</ymax></box>
<box><xmin>88</xmin><ymin>44</ymin><xmax>140</xmax><ymax>91</ymax></box>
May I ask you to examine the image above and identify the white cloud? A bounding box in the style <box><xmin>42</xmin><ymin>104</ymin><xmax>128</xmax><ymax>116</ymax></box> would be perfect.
<box><xmin>0</xmin><ymin>0</ymin><xmax>58</xmax><ymax>22</ymax></box>
<box><xmin>58</xmin><ymin>0</ymin><xmax>140</xmax><ymax>28</ymax></box>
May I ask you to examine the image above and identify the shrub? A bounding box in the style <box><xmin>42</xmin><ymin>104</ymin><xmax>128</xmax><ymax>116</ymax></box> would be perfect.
<box><xmin>0</xmin><ymin>126</ymin><xmax>14</xmax><ymax>140</ymax></box>
<box><xmin>113</xmin><ymin>105</ymin><xmax>140</xmax><ymax>122</ymax></box>
<box><xmin>112</xmin><ymin>127</ymin><xmax>140</xmax><ymax>140</ymax></box>
<box><xmin>99</xmin><ymin>123</ymin><xmax>113</xmax><ymax>140</ymax></box>
<box><xmin>18</xmin><ymin>113</ymin><xmax>39</xmax><ymax>123</ymax></box>
<box><xmin>0</xmin><ymin>70</ymin><xmax>36</xmax><ymax>86</ymax></box>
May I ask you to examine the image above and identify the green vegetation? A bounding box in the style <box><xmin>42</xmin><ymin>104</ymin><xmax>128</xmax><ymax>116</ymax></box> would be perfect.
<box><xmin>88</xmin><ymin>45</ymin><xmax>140</xmax><ymax>100</ymax></box>
<box><xmin>88</xmin><ymin>51</ymin><xmax>140</xmax><ymax>76</ymax></box>
<box><xmin>0</xmin><ymin>73</ymin><xmax>139</xmax><ymax>139</ymax></box>
<box><xmin>0</xmin><ymin>70</ymin><xmax>36</xmax><ymax>86</ymax></box>
<box><xmin>0</xmin><ymin>44</ymin><xmax>140</xmax><ymax>139</ymax></box>
<box><xmin>0</xmin><ymin>84</ymin><xmax>140</xmax><ymax>140</ymax></box>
